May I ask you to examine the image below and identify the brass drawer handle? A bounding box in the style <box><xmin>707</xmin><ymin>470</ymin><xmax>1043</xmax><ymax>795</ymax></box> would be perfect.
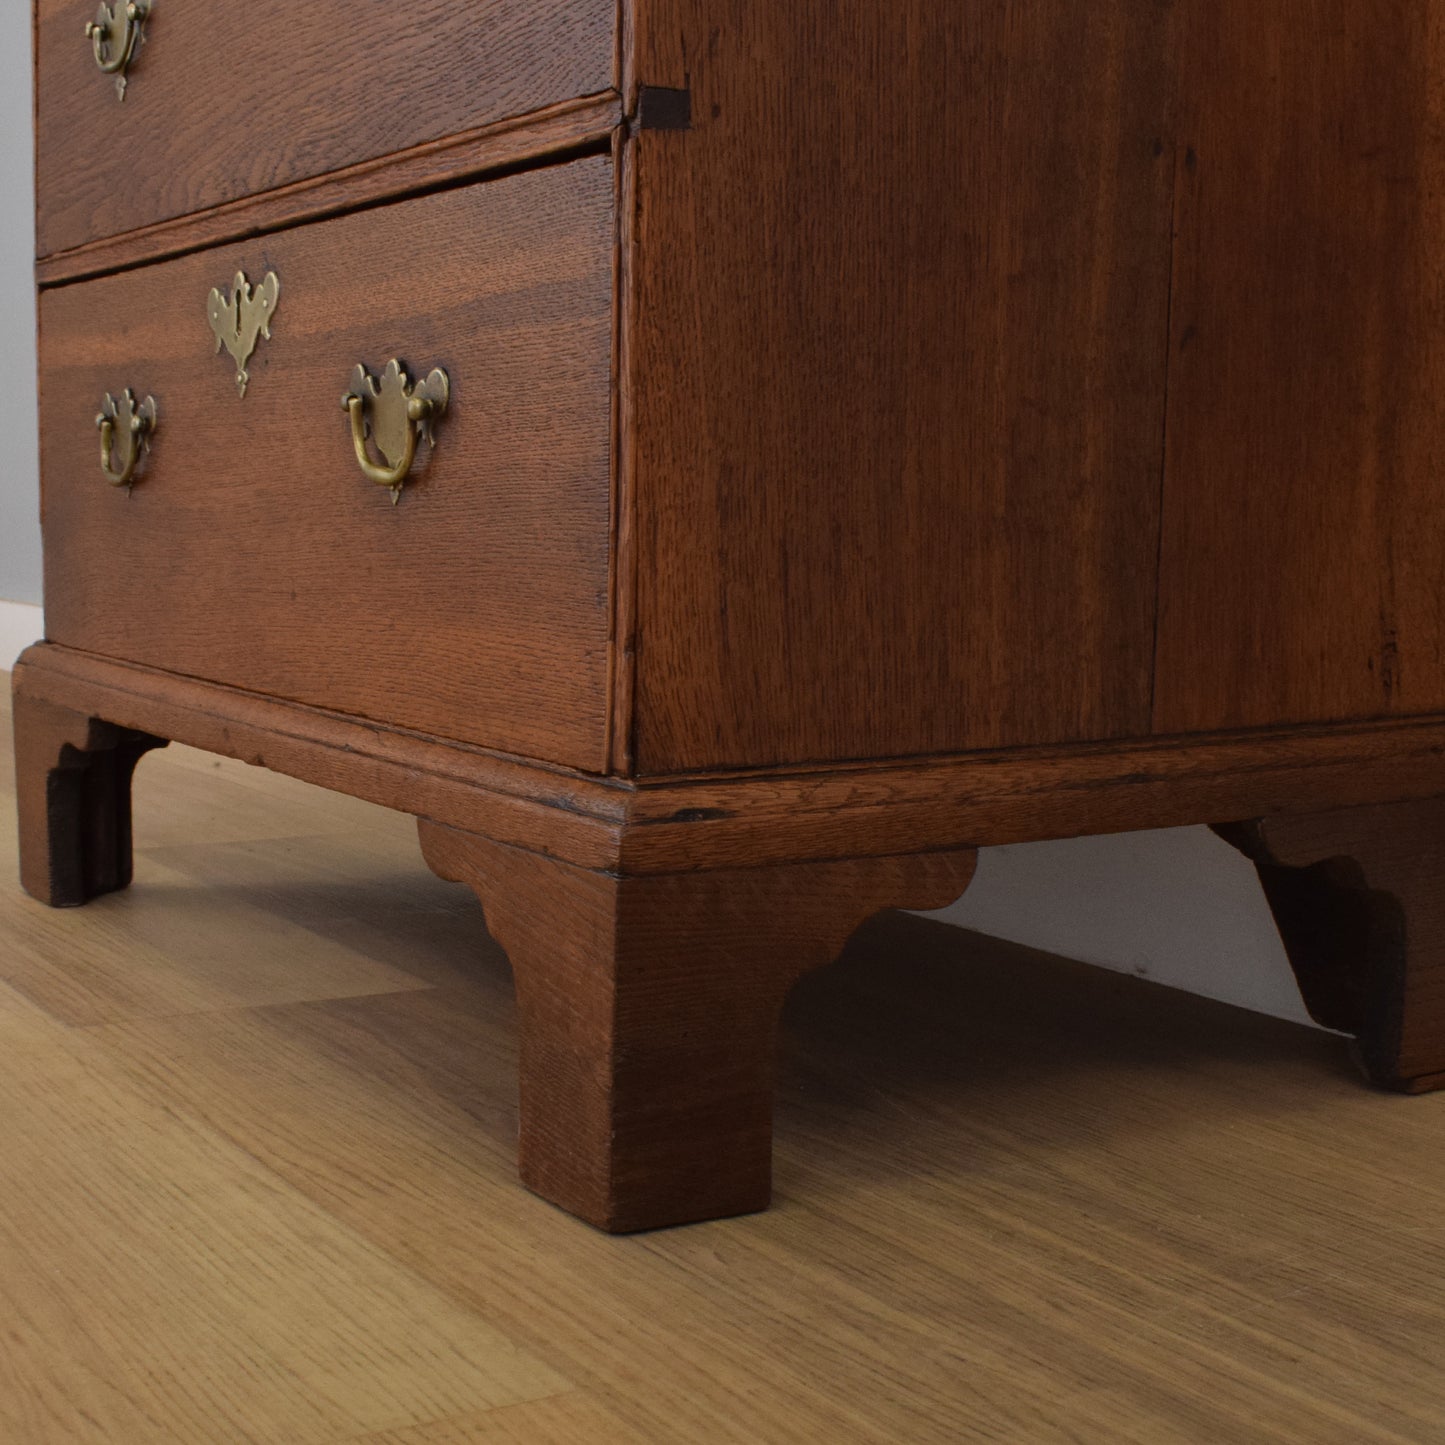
<box><xmin>95</xmin><ymin>389</ymin><xmax>157</xmax><ymax>488</ymax></box>
<box><xmin>85</xmin><ymin>1</ymin><xmax>150</xmax><ymax>100</ymax></box>
<box><xmin>342</xmin><ymin>360</ymin><xmax>450</xmax><ymax>504</ymax></box>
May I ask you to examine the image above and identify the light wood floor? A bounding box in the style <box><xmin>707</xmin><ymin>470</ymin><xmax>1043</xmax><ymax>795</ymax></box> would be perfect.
<box><xmin>1</xmin><ymin>688</ymin><xmax>1443</xmax><ymax>1444</ymax></box>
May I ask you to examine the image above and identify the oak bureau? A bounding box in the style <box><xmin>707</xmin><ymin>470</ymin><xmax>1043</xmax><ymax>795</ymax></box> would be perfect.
<box><xmin>17</xmin><ymin>1</ymin><xmax>1445</xmax><ymax>1230</ymax></box>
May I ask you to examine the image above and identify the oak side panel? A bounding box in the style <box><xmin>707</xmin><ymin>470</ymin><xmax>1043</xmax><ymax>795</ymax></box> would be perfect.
<box><xmin>1155</xmin><ymin>2</ymin><xmax>1445</xmax><ymax>734</ymax></box>
<box><xmin>35</xmin><ymin>0</ymin><xmax>614</xmax><ymax>255</ymax></box>
<box><xmin>40</xmin><ymin>160</ymin><xmax>615</xmax><ymax>771</ymax></box>
<box><xmin>624</xmin><ymin>1</ymin><xmax>1177</xmax><ymax>773</ymax></box>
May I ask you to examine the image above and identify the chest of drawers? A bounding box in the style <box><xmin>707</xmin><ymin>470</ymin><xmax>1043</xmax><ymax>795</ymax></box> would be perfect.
<box><xmin>16</xmin><ymin>0</ymin><xmax>1445</xmax><ymax>1231</ymax></box>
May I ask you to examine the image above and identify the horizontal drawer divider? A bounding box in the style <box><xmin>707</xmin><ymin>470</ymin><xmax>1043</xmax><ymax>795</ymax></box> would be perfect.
<box><xmin>38</xmin><ymin>91</ymin><xmax>622</xmax><ymax>289</ymax></box>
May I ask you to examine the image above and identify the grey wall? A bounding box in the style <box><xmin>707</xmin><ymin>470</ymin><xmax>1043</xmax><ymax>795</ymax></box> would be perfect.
<box><xmin>0</xmin><ymin>21</ymin><xmax>39</xmax><ymax>606</ymax></box>
<box><xmin>923</xmin><ymin>827</ymin><xmax>1307</xmax><ymax>1024</ymax></box>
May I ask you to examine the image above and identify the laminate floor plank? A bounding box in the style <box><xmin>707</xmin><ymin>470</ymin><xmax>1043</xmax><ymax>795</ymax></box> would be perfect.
<box><xmin>0</xmin><ymin>990</ymin><xmax>568</xmax><ymax>1443</ymax></box>
<box><xmin>123</xmin><ymin>750</ymin><xmax>413</xmax><ymax>852</ymax></box>
<box><xmin>2</xmin><ymin>681</ymin><xmax>1443</xmax><ymax>1443</ymax></box>
<box><xmin>0</xmin><ymin>855</ymin><xmax>432</xmax><ymax>1027</ymax></box>
<box><xmin>136</xmin><ymin>834</ymin><xmax>498</xmax><ymax>989</ymax></box>
<box><xmin>0</xmin><ymin>974</ymin><xmax>79</xmax><ymax>1050</ymax></box>
<box><xmin>91</xmin><ymin>959</ymin><xmax>1445</xmax><ymax>1445</ymax></box>
<box><xmin>90</xmin><ymin>993</ymin><xmax>899</xmax><ymax>1444</ymax></box>
<box><xmin>340</xmin><ymin>1395</ymin><xmax>647</xmax><ymax>1444</ymax></box>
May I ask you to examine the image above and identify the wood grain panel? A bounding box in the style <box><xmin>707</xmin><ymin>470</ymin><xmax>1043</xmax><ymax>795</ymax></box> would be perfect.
<box><xmin>39</xmin><ymin>160</ymin><xmax>615</xmax><ymax>769</ymax></box>
<box><xmin>623</xmin><ymin>1</ymin><xmax>1178</xmax><ymax>772</ymax></box>
<box><xmin>35</xmin><ymin>0</ymin><xmax>614</xmax><ymax>255</ymax></box>
<box><xmin>1155</xmin><ymin>2</ymin><xmax>1445</xmax><ymax>734</ymax></box>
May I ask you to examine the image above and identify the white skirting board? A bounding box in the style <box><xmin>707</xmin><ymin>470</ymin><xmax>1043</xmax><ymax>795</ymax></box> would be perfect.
<box><xmin>0</xmin><ymin>594</ymin><xmax>1307</xmax><ymax>1026</ymax></box>
<box><xmin>0</xmin><ymin>600</ymin><xmax>41</xmax><ymax>671</ymax></box>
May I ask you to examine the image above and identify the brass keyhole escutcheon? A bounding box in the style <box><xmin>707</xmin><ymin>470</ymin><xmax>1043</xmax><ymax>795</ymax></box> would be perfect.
<box><xmin>95</xmin><ymin>389</ymin><xmax>157</xmax><ymax>489</ymax></box>
<box><xmin>207</xmin><ymin>270</ymin><xmax>280</xmax><ymax>398</ymax></box>
<box><xmin>85</xmin><ymin>0</ymin><xmax>150</xmax><ymax>100</ymax></box>
<box><xmin>341</xmin><ymin>360</ymin><xmax>451</xmax><ymax>504</ymax></box>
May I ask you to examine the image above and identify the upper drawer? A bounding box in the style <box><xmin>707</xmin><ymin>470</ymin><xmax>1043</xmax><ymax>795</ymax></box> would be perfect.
<box><xmin>35</xmin><ymin>0</ymin><xmax>616</xmax><ymax>257</ymax></box>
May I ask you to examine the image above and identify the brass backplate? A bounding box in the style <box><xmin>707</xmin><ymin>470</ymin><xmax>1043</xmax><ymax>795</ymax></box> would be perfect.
<box><xmin>207</xmin><ymin>271</ymin><xmax>280</xmax><ymax>398</ymax></box>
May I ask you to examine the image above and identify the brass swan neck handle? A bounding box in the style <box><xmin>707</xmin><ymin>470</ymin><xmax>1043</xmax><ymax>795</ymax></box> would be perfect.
<box><xmin>341</xmin><ymin>361</ymin><xmax>450</xmax><ymax>504</ymax></box>
<box><xmin>85</xmin><ymin>1</ymin><xmax>150</xmax><ymax>99</ymax></box>
<box><xmin>95</xmin><ymin>389</ymin><xmax>157</xmax><ymax>489</ymax></box>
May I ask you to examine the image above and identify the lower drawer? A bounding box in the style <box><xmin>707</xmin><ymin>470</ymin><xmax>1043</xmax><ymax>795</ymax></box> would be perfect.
<box><xmin>39</xmin><ymin>157</ymin><xmax>616</xmax><ymax>771</ymax></box>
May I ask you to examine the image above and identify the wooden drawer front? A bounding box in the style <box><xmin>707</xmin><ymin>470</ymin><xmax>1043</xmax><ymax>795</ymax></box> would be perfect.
<box><xmin>35</xmin><ymin>0</ymin><xmax>614</xmax><ymax>257</ymax></box>
<box><xmin>40</xmin><ymin>158</ymin><xmax>616</xmax><ymax>771</ymax></box>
